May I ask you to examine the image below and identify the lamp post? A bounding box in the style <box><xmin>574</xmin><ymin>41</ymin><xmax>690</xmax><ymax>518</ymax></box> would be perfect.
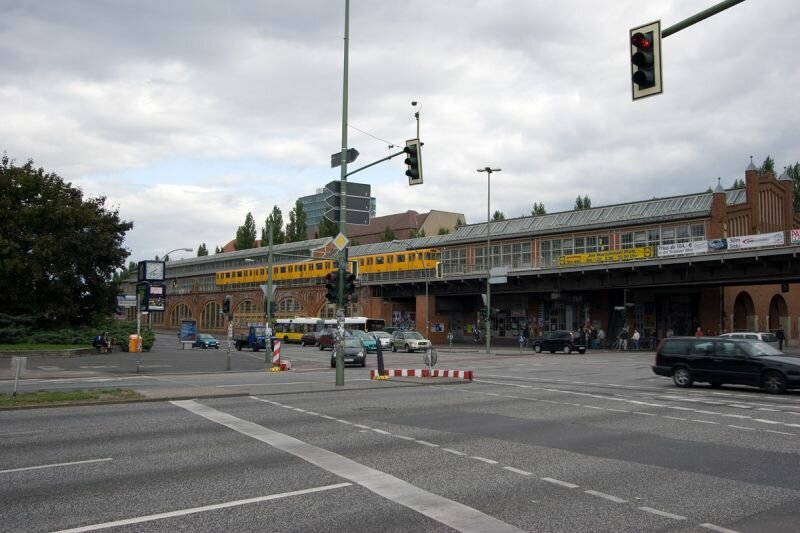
<box><xmin>477</xmin><ymin>167</ymin><xmax>501</xmax><ymax>354</ymax></box>
<box><xmin>163</xmin><ymin>247</ymin><xmax>193</xmax><ymax>261</ymax></box>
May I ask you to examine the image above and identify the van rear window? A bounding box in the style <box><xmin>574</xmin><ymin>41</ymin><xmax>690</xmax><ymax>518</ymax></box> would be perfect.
<box><xmin>661</xmin><ymin>339</ymin><xmax>691</xmax><ymax>355</ymax></box>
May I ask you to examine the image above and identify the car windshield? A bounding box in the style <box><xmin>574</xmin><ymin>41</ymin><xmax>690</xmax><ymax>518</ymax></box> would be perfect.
<box><xmin>344</xmin><ymin>338</ymin><xmax>362</xmax><ymax>348</ymax></box>
<box><xmin>741</xmin><ymin>340</ymin><xmax>783</xmax><ymax>356</ymax></box>
<box><xmin>198</xmin><ymin>334</ymin><xmax>211</xmax><ymax>340</ymax></box>
<box><xmin>348</xmin><ymin>330</ymin><xmax>368</xmax><ymax>339</ymax></box>
<box><xmin>404</xmin><ymin>332</ymin><xmax>423</xmax><ymax>340</ymax></box>
<box><xmin>372</xmin><ymin>332</ymin><xmax>390</xmax><ymax>338</ymax></box>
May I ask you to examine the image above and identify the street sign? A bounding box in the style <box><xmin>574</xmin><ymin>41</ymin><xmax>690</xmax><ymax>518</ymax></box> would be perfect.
<box><xmin>324</xmin><ymin>208</ymin><xmax>370</xmax><ymax>225</ymax></box>
<box><xmin>489</xmin><ymin>276</ymin><xmax>507</xmax><ymax>285</ymax></box>
<box><xmin>330</xmin><ymin>148</ymin><xmax>360</xmax><ymax>168</ymax></box>
<box><xmin>325</xmin><ymin>181</ymin><xmax>371</xmax><ymax>197</ymax></box>
<box><xmin>332</xmin><ymin>233</ymin><xmax>349</xmax><ymax>251</ymax></box>
<box><xmin>259</xmin><ymin>284</ymin><xmax>277</xmax><ymax>297</ymax></box>
<box><xmin>490</xmin><ymin>266</ymin><xmax>508</xmax><ymax>277</ymax></box>
<box><xmin>324</xmin><ymin>194</ymin><xmax>371</xmax><ymax>212</ymax></box>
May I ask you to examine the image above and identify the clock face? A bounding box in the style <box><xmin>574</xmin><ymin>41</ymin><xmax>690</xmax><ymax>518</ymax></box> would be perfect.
<box><xmin>145</xmin><ymin>261</ymin><xmax>165</xmax><ymax>281</ymax></box>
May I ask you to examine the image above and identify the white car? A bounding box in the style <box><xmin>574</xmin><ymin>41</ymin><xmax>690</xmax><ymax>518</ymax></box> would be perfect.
<box><xmin>390</xmin><ymin>330</ymin><xmax>431</xmax><ymax>353</ymax></box>
<box><xmin>720</xmin><ymin>331</ymin><xmax>780</xmax><ymax>349</ymax></box>
<box><xmin>370</xmin><ymin>331</ymin><xmax>392</xmax><ymax>349</ymax></box>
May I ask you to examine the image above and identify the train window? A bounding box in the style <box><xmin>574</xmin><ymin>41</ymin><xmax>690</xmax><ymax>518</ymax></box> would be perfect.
<box><xmin>396</xmin><ymin>255</ymin><xmax>405</xmax><ymax>263</ymax></box>
<box><xmin>367</xmin><ymin>258</ymin><xmax>373</xmax><ymax>265</ymax></box>
<box><xmin>425</xmin><ymin>253</ymin><xmax>431</xmax><ymax>260</ymax></box>
<box><xmin>376</xmin><ymin>257</ymin><xmax>384</xmax><ymax>265</ymax></box>
<box><xmin>236</xmin><ymin>271</ymin><xmax>243</xmax><ymax>278</ymax></box>
<box><xmin>359</xmin><ymin>259</ymin><xmax>364</xmax><ymax>266</ymax></box>
<box><xmin>280</xmin><ymin>266</ymin><xmax>286</xmax><ymax>273</ymax></box>
<box><xmin>387</xmin><ymin>256</ymin><xmax>394</xmax><ymax>264</ymax></box>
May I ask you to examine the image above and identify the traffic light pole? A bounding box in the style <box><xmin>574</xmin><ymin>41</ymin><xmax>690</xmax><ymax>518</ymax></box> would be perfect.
<box><xmin>661</xmin><ymin>0</ymin><xmax>745</xmax><ymax>38</ymax></box>
<box><xmin>335</xmin><ymin>0</ymin><xmax>350</xmax><ymax>387</ymax></box>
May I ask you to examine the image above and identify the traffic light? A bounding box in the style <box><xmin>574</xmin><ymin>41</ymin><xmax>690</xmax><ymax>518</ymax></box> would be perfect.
<box><xmin>344</xmin><ymin>272</ymin><xmax>356</xmax><ymax>298</ymax></box>
<box><xmin>222</xmin><ymin>295</ymin><xmax>231</xmax><ymax>316</ymax></box>
<box><xmin>325</xmin><ymin>271</ymin><xmax>339</xmax><ymax>303</ymax></box>
<box><xmin>479</xmin><ymin>306</ymin><xmax>488</xmax><ymax>321</ymax></box>
<box><xmin>404</xmin><ymin>138</ymin><xmax>423</xmax><ymax>186</ymax></box>
<box><xmin>630</xmin><ymin>20</ymin><xmax>662</xmax><ymax>100</ymax></box>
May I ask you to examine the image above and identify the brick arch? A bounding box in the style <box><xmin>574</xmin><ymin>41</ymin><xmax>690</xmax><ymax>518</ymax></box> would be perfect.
<box><xmin>170</xmin><ymin>303</ymin><xmax>192</xmax><ymax>327</ymax></box>
<box><xmin>733</xmin><ymin>291</ymin><xmax>756</xmax><ymax>331</ymax></box>
<box><xmin>768</xmin><ymin>294</ymin><xmax>788</xmax><ymax>331</ymax></box>
<box><xmin>276</xmin><ymin>297</ymin><xmax>304</xmax><ymax>317</ymax></box>
<box><xmin>200</xmin><ymin>301</ymin><xmax>225</xmax><ymax>330</ymax></box>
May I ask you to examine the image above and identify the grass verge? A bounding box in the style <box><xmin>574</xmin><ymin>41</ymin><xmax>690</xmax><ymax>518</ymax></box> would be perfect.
<box><xmin>0</xmin><ymin>388</ymin><xmax>143</xmax><ymax>407</ymax></box>
<box><xmin>0</xmin><ymin>344</ymin><xmax>88</xmax><ymax>351</ymax></box>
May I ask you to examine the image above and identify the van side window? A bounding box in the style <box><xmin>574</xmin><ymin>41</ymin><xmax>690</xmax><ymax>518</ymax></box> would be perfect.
<box><xmin>715</xmin><ymin>341</ymin><xmax>739</xmax><ymax>357</ymax></box>
<box><xmin>690</xmin><ymin>341</ymin><xmax>714</xmax><ymax>355</ymax></box>
<box><xmin>661</xmin><ymin>339</ymin><xmax>690</xmax><ymax>355</ymax></box>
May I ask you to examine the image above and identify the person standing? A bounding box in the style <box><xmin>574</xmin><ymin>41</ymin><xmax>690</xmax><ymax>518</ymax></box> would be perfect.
<box><xmin>632</xmin><ymin>329</ymin><xmax>640</xmax><ymax>350</ymax></box>
<box><xmin>776</xmin><ymin>328</ymin><xmax>786</xmax><ymax>351</ymax></box>
<box><xmin>695</xmin><ymin>326</ymin><xmax>703</xmax><ymax>337</ymax></box>
<box><xmin>597</xmin><ymin>328</ymin><xmax>606</xmax><ymax>349</ymax></box>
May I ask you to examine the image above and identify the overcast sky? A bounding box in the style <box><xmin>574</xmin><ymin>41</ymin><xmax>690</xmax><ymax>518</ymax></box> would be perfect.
<box><xmin>2</xmin><ymin>0</ymin><xmax>798</xmax><ymax>263</ymax></box>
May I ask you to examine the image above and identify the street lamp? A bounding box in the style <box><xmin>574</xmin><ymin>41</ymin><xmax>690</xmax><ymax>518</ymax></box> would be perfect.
<box><xmin>412</xmin><ymin>101</ymin><xmax>421</xmax><ymax>139</ymax></box>
<box><xmin>477</xmin><ymin>167</ymin><xmax>501</xmax><ymax>354</ymax></box>
<box><xmin>163</xmin><ymin>247</ymin><xmax>193</xmax><ymax>261</ymax></box>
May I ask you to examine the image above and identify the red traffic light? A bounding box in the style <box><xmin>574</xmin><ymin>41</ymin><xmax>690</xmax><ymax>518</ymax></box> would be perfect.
<box><xmin>631</xmin><ymin>32</ymin><xmax>651</xmax><ymax>50</ymax></box>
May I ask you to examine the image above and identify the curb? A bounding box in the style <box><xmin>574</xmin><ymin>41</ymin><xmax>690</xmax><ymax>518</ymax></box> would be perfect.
<box><xmin>370</xmin><ymin>369</ymin><xmax>473</xmax><ymax>380</ymax></box>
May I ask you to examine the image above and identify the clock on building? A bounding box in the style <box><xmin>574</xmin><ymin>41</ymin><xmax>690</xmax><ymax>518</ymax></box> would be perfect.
<box><xmin>138</xmin><ymin>260</ymin><xmax>166</xmax><ymax>282</ymax></box>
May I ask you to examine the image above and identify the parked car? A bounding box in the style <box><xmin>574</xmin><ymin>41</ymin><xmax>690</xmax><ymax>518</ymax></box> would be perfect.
<box><xmin>652</xmin><ymin>336</ymin><xmax>799</xmax><ymax>393</ymax></box>
<box><xmin>382</xmin><ymin>327</ymin><xmax>401</xmax><ymax>335</ymax></box>
<box><xmin>532</xmin><ymin>330</ymin><xmax>586</xmax><ymax>354</ymax></box>
<box><xmin>719</xmin><ymin>331</ymin><xmax>779</xmax><ymax>349</ymax></box>
<box><xmin>370</xmin><ymin>331</ymin><xmax>392</xmax><ymax>349</ymax></box>
<box><xmin>390</xmin><ymin>330</ymin><xmax>431</xmax><ymax>353</ymax></box>
<box><xmin>318</xmin><ymin>329</ymin><xmax>336</xmax><ymax>350</ymax></box>
<box><xmin>330</xmin><ymin>336</ymin><xmax>367</xmax><ymax>367</ymax></box>
<box><xmin>300</xmin><ymin>331</ymin><xmax>322</xmax><ymax>347</ymax></box>
<box><xmin>347</xmin><ymin>329</ymin><xmax>377</xmax><ymax>352</ymax></box>
<box><xmin>193</xmin><ymin>333</ymin><xmax>220</xmax><ymax>349</ymax></box>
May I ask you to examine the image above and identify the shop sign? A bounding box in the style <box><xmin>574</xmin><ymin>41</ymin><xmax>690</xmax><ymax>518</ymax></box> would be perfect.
<box><xmin>791</xmin><ymin>229</ymin><xmax>800</xmax><ymax>244</ymax></box>
<box><xmin>657</xmin><ymin>241</ymin><xmax>709</xmax><ymax>258</ymax></box>
<box><xmin>558</xmin><ymin>246</ymin><xmax>654</xmax><ymax>266</ymax></box>
<box><xmin>727</xmin><ymin>231</ymin><xmax>784</xmax><ymax>250</ymax></box>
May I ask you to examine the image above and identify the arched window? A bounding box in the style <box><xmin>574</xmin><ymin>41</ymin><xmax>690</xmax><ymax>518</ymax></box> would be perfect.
<box><xmin>236</xmin><ymin>300</ymin><xmax>259</xmax><ymax>315</ymax></box>
<box><xmin>149</xmin><ymin>311</ymin><xmax>165</xmax><ymax>326</ymax></box>
<box><xmin>277</xmin><ymin>298</ymin><xmax>303</xmax><ymax>316</ymax></box>
<box><xmin>170</xmin><ymin>304</ymin><xmax>192</xmax><ymax>327</ymax></box>
<box><xmin>319</xmin><ymin>303</ymin><xmax>336</xmax><ymax>319</ymax></box>
<box><xmin>201</xmin><ymin>302</ymin><xmax>225</xmax><ymax>330</ymax></box>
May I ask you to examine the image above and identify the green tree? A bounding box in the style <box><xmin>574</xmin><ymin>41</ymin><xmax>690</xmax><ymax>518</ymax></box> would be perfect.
<box><xmin>492</xmin><ymin>210</ymin><xmax>505</xmax><ymax>221</ymax></box>
<box><xmin>410</xmin><ymin>228</ymin><xmax>426</xmax><ymax>238</ymax></box>
<box><xmin>315</xmin><ymin>216</ymin><xmax>338</xmax><ymax>239</ymax></box>
<box><xmin>382</xmin><ymin>226</ymin><xmax>395</xmax><ymax>242</ymax></box>
<box><xmin>455</xmin><ymin>217</ymin><xmax>464</xmax><ymax>228</ymax></box>
<box><xmin>113</xmin><ymin>261</ymin><xmax>138</xmax><ymax>285</ymax></box>
<box><xmin>197</xmin><ymin>243</ymin><xmax>209</xmax><ymax>256</ymax></box>
<box><xmin>574</xmin><ymin>195</ymin><xmax>591</xmax><ymax>210</ymax></box>
<box><xmin>759</xmin><ymin>155</ymin><xmax>775</xmax><ymax>175</ymax></box>
<box><xmin>437</xmin><ymin>227</ymin><xmax>450</xmax><ymax>235</ymax></box>
<box><xmin>262</xmin><ymin>205</ymin><xmax>285</xmax><ymax>244</ymax></box>
<box><xmin>788</xmin><ymin>162</ymin><xmax>800</xmax><ymax>211</ymax></box>
<box><xmin>234</xmin><ymin>212</ymin><xmax>257</xmax><ymax>250</ymax></box>
<box><xmin>285</xmin><ymin>201</ymin><xmax>308</xmax><ymax>242</ymax></box>
<box><xmin>731</xmin><ymin>178</ymin><xmax>746</xmax><ymax>189</ymax></box>
<box><xmin>215</xmin><ymin>245</ymin><xmax>223</xmax><ymax>254</ymax></box>
<box><xmin>531</xmin><ymin>202</ymin><xmax>547</xmax><ymax>216</ymax></box>
<box><xmin>0</xmin><ymin>155</ymin><xmax>133</xmax><ymax>325</ymax></box>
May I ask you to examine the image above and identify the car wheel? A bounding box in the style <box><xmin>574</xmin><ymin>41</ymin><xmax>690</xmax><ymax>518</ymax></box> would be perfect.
<box><xmin>579</xmin><ymin>349</ymin><xmax>586</xmax><ymax>354</ymax></box>
<box><xmin>534</xmin><ymin>345</ymin><xmax>542</xmax><ymax>353</ymax></box>
<box><xmin>215</xmin><ymin>346</ymin><xmax>219</xmax><ymax>349</ymax></box>
<box><xmin>549</xmin><ymin>351</ymin><xmax>555</xmax><ymax>354</ymax></box>
<box><xmin>392</xmin><ymin>344</ymin><xmax>397</xmax><ymax>352</ymax></box>
<box><xmin>563</xmin><ymin>345</ymin><xmax>572</xmax><ymax>354</ymax></box>
<box><xmin>319</xmin><ymin>344</ymin><xmax>324</xmax><ymax>351</ymax></box>
<box><xmin>672</xmin><ymin>366</ymin><xmax>693</xmax><ymax>388</ymax></box>
<box><xmin>236</xmin><ymin>344</ymin><xmax>243</xmax><ymax>351</ymax></box>
<box><xmin>361</xmin><ymin>360</ymin><xmax>366</xmax><ymax>368</ymax></box>
<box><xmin>405</xmin><ymin>344</ymin><xmax>411</xmax><ymax>353</ymax></box>
<box><xmin>301</xmin><ymin>340</ymin><xmax>305</xmax><ymax>347</ymax></box>
<box><xmin>762</xmin><ymin>371</ymin><xmax>787</xmax><ymax>394</ymax></box>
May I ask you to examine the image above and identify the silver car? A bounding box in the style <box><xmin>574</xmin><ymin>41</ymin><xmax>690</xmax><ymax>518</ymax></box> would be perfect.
<box><xmin>390</xmin><ymin>330</ymin><xmax>431</xmax><ymax>353</ymax></box>
<box><xmin>370</xmin><ymin>331</ymin><xmax>392</xmax><ymax>349</ymax></box>
<box><xmin>720</xmin><ymin>331</ymin><xmax>780</xmax><ymax>349</ymax></box>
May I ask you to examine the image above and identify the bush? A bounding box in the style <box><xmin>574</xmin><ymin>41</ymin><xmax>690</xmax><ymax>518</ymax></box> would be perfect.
<box><xmin>0</xmin><ymin>316</ymin><xmax>155</xmax><ymax>351</ymax></box>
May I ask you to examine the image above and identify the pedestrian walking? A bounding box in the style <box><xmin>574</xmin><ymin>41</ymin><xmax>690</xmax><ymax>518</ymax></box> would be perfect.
<box><xmin>597</xmin><ymin>328</ymin><xmax>606</xmax><ymax>349</ymax></box>
<box><xmin>776</xmin><ymin>328</ymin><xmax>786</xmax><ymax>351</ymax></box>
<box><xmin>632</xmin><ymin>329</ymin><xmax>640</xmax><ymax>350</ymax></box>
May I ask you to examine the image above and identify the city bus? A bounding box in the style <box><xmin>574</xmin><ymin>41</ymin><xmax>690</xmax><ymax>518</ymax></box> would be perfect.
<box><xmin>274</xmin><ymin>317</ymin><xmax>325</xmax><ymax>343</ymax></box>
<box><xmin>344</xmin><ymin>317</ymin><xmax>386</xmax><ymax>332</ymax></box>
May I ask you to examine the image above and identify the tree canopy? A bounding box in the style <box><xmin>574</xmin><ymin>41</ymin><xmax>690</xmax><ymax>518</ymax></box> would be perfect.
<box><xmin>382</xmin><ymin>225</ymin><xmax>395</xmax><ymax>242</ymax></box>
<box><xmin>0</xmin><ymin>155</ymin><xmax>133</xmax><ymax>325</ymax></box>
<box><xmin>315</xmin><ymin>215</ymin><xmax>338</xmax><ymax>239</ymax></box>
<box><xmin>574</xmin><ymin>195</ymin><xmax>591</xmax><ymax>210</ymax></box>
<box><xmin>197</xmin><ymin>243</ymin><xmax>209</xmax><ymax>256</ymax></box>
<box><xmin>492</xmin><ymin>210</ymin><xmax>505</xmax><ymax>221</ymax></box>
<box><xmin>234</xmin><ymin>212</ymin><xmax>257</xmax><ymax>250</ymax></box>
<box><xmin>262</xmin><ymin>205</ymin><xmax>285</xmax><ymax>244</ymax></box>
<box><xmin>531</xmin><ymin>202</ymin><xmax>546</xmax><ymax>216</ymax></box>
<box><xmin>285</xmin><ymin>201</ymin><xmax>308</xmax><ymax>242</ymax></box>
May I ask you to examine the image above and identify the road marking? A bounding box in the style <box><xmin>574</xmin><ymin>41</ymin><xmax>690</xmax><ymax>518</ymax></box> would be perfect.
<box><xmin>353</xmin><ymin>424</ymin><xmax>371</xmax><ymax>429</ymax></box>
<box><xmin>442</xmin><ymin>448</ymin><xmax>467</xmax><ymax>456</ymax></box>
<box><xmin>541</xmin><ymin>477</ymin><xmax>579</xmax><ymax>489</ymax></box>
<box><xmin>764</xmin><ymin>429</ymin><xmax>794</xmax><ymax>436</ymax></box>
<box><xmin>321</xmin><ymin>415</ymin><xmax>336</xmax><ymax>420</ymax></box>
<box><xmin>52</xmin><ymin>483</ymin><xmax>352</xmax><ymax>532</ymax></box>
<box><xmin>691</xmin><ymin>420</ymin><xmax>719</xmax><ymax>425</ymax></box>
<box><xmin>503</xmin><ymin>466</ymin><xmax>532</xmax><ymax>476</ymax></box>
<box><xmin>371</xmin><ymin>429</ymin><xmax>391</xmax><ymax>435</ymax></box>
<box><xmin>471</xmin><ymin>456</ymin><xmax>499</xmax><ymax>465</ymax></box>
<box><xmin>226</xmin><ymin>381</ymin><xmax>315</xmax><ymax>387</ymax></box>
<box><xmin>172</xmin><ymin>400</ymin><xmax>525</xmax><ymax>533</ymax></box>
<box><xmin>664</xmin><ymin>416</ymin><xmax>687</xmax><ymax>421</ymax></box>
<box><xmin>753</xmin><ymin>419</ymin><xmax>781</xmax><ymax>425</ymax></box>
<box><xmin>415</xmin><ymin>440</ymin><xmax>439</xmax><ymax>448</ymax></box>
<box><xmin>701</xmin><ymin>523</ymin><xmax>743</xmax><ymax>533</ymax></box>
<box><xmin>0</xmin><ymin>458</ymin><xmax>112</xmax><ymax>474</ymax></box>
<box><xmin>638</xmin><ymin>506</ymin><xmax>686</xmax><ymax>520</ymax></box>
<box><xmin>585</xmin><ymin>490</ymin><xmax>627</xmax><ymax>503</ymax></box>
<box><xmin>395</xmin><ymin>435</ymin><xmax>416</xmax><ymax>441</ymax></box>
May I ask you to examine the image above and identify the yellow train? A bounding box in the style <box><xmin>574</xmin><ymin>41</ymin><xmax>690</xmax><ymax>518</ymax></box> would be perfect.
<box><xmin>215</xmin><ymin>248</ymin><xmax>440</xmax><ymax>287</ymax></box>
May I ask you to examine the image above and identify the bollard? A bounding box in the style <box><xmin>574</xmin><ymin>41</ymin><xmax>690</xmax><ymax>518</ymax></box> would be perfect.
<box><xmin>376</xmin><ymin>340</ymin><xmax>385</xmax><ymax>376</ymax></box>
<box><xmin>272</xmin><ymin>339</ymin><xmax>281</xmax><ymax>366</ymax></box>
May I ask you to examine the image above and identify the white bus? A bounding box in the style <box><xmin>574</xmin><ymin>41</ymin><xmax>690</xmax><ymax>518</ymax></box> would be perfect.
<box><xmin>344</xmin><ymin>317</ymin><xmax>386</xmax><ymax>332</ymax></box>
<box><xmin>274</xmin><ymin>317</ymin><xmax>325</xmax><ymax>343</ymax></box>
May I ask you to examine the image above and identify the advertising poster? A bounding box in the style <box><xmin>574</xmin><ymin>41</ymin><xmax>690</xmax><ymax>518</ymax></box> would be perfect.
<box><xmin>657</xmin><ymin>241</ymin><xmax>709</xmax><ymax>258</ymax></box>
<box><xmin>727</xmin><ymin>231</ymin><xmax>784</xmax><ymax>250</ymax></box>
<box><xmin>180</xmin><ymin>319</ymin><xmax>197</xmax><ymax>342</ymax></box>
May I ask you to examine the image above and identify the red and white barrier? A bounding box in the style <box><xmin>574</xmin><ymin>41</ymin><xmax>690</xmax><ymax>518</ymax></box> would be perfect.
<box><xmin>272</xmin><ymin>340</ymin><xmax>281</xmax><ymax>366</ymax></box>
<box><xmin>370</xmin><ymin>369</ymin><xmax>473</xmax><ymax>380</ymax></box>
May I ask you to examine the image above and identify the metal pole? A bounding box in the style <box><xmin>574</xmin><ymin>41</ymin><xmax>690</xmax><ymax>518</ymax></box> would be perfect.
<box><xmin>267</xmin><ymin>219</ymin><xmax>274</xmax><ymax>344</ymax></box>
<box><xmin>662</xmin><ymin>0</ymin><xmax>746</xmax><ymax>38</ymax></box>
<box><xmin>477</xmin><ymin>167</ymin><xmax>501</xmax><ymax>355</ymax></box>
<box><xmin>335</xmin><ymin>0</ymin><xmax>350</xmax><ymax>387</ymax></box>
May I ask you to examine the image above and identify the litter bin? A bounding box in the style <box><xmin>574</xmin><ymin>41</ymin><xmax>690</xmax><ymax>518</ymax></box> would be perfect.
<box><xmin>129</xmin><ymin>334</ymin><xmax>142</xmax><ymax>353</ymax></box>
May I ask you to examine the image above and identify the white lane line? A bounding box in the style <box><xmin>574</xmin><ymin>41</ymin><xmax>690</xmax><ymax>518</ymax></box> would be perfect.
<box><xmin>223</xmin><ymin>381</ymin><xmax>315</xmax><ymax>387</ymax></box>
<box><xmin>638</xmin><ymin>506</ymin><xmax>686</xmax><ymax>520</ymax></box>
<box><xmin>752</xmin><ymin>419</ymin><xmax>781</xmax><ymax>425</ymax></box>
<box><xmin>371</xmin><ymin>429</ymin><xmax>391</xmax><ymax>435</ymax></box>
<box><xmin>471</xmin><ymin>456</ymin><xmax>499</xmax><ymax>465</ymax></box>
<box><xmin>336</xmin><ymin>419</ymin><xmax>353</xmax><ymax>425</ymax></box>
<box><xmin>585</xmin><ymin>490</ymin><xmax>627</xmax><ymax>503</ymax></box>
<box><xmin>664</xmin><ymin>416</ymin><xmax>688</xmax><ymax>421</ymax></box>
<box><xmin>173</xmin><ymin>401</ymin><xmax>525</xmax><ymax>533</ymax></box>
<box><xmin>633</xmin><ymin>412</ymin><xmax>657</xmax><ymax>416</ymax></box>
<box><xmin>53</xmin><ymin>483</ymin><xmax>352</xmax><ymax>533</ymax></box>
<box><xmin>415</xmin><ymin>440</ymin><xmax>439</xmax><ymax>448</ymax></box>
<box><xmin>764</xmin><ymin>430</ymin><xmax>794</xmax><ymax>436</ymax></box>
<box><xmin>353</xmin><ymin>424</ymin><xmax>371</xmax><ymax>430</ymax></box>
<box><xmin>502</xmin><ymin>466</ymin><xmax>532</xmax><ymax>476</ymax></box>
<box><xmin>321</xmin><ymin>415</ymin><xmax>336</xmax><ymax>420</ymax></box>
<box><xmin>306</xmin><ymin>411</ymin><xmax>320</xmax><ymax>416</ymax></box>
<box><xmin>701</xmin><ymin>523</ymin><xmax>743</xmax><ymax>533</ymax></box>
<box><xmin>691</xmin><ymin>420</ymin><xmax>719</xmax><ymax>425</ymax></box>
<box><xmin>0</xmin><ymin>457</ymin><xmax>112</xmax><ymax>475</ymax></box>
<box><xmin>541</xmin><ymin>477</ymin><xmax>579</xmax><ymax>489</ymax></box>
<box><xmin>442</xmin><ymin>448</ymin><xmax>467</xmax><ymax>456</ymax></box>
<box><xmin>395</xmin><ymin>435</ymin><xmax>416</xmax><ymax>441</ymax></box>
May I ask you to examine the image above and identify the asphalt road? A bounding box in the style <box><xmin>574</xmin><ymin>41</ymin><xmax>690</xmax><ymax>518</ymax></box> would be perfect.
<box><xmin>2</xmin><ymin>337</ymin><xmax>800</xmax><ymax>532</ymax></box>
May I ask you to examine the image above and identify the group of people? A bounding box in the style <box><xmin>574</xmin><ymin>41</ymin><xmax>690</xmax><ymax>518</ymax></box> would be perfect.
<box><xmin>93</xmin><ymin>332</ymin><xmax>114</xmax><ymax>353</ymax></box>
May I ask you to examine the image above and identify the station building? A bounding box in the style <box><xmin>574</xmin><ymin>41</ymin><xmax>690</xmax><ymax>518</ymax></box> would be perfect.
<box><xmin>129</xmin><ymin>162</ymin><xmax>800</xmax><ymax>346</ymax></box>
